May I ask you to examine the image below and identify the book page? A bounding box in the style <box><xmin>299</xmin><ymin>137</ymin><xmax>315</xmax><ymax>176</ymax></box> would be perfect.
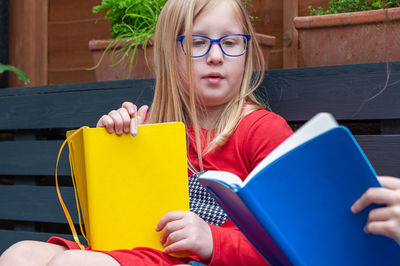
<box><xmin>200</xmin><ymin>170</ymin><xmax>244</xmax><ymax>187</ymax></box>
<box><xmin>244</xmin><ymin>113</ymin><xmax>338</xmax><ymax>186</ymax></box>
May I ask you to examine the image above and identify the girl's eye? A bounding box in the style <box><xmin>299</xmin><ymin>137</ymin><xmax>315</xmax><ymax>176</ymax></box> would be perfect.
<box><xmin>192</xmin><ymin>38</ymin><xmax>207</xmax><ymax>47</ymax></box>
<box><xmin>222</xmin><ymin>38</ymin><xmax>238</xmax><ymax>47</ymax></box>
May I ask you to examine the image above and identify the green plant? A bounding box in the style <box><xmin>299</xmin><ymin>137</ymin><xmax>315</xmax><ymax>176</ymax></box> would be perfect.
<box><xmin>309</xmin><ymin>0</ymin><xmax>400</xmax><ymax>15</ymax></box>
<box><xmin>243</xmin><ymin>0</ymin><xmax>258</xmax><ymax>21</ymax></box>
<box><xmin>92</xmin><ymin>0</ymin><xmax>167</xmax><ymax>71</ymax></box>
<box><xmin>0</xmin><ymin>63</ymin><xmax>30</xmax><ymax>84</ymax></box>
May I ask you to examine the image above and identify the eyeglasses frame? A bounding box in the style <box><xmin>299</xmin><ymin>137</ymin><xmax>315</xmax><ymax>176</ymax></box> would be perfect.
<box><xmin>176</xmin><ymin>34</ymin><xmax>251</xmax><ymax>58</ymax></box>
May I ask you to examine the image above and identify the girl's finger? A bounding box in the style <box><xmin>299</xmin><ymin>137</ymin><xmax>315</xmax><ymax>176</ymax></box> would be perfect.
<box><xmin>351</xmin><ymin>187</ymin><xmax>396</xmax><ymax>213</ymax></box>
<box><xmin>365</xmin><ymin>220</ymin><xmax>399</xmax><ymax>240</ymax></box>
<box><xmin>129</xmin><ymin>105</ymin><xmax>138</xmax><ymax>136</ymax></box>
<box><xmin>163</xmin><ymin>238</ymin><xmax>191</xmax><ymax>254</ymax></box>
<box><xmin>378</xmin><ymin>176</ymin><xmax>400</xmax><ymax>190</ymax></box>
<box><xmin>137</xmin><ymin>105</ymin><xmax>149</xmax><ymax>125</ymax></box>
<box><xmin>108</xmin><ymin>110</ymin><xmax>124</xmax><ymax>135</ymax></box>
<box><xmin>117</xmin><ymin>107</ymin><xmax>131</xmax><ymax>133</ymax></box>
<box><xmin>121</xmin><ymin>102</ymin><xmax>137</xmax><ymax>116</ymax></box>
<box><xmin>160</xmin><ymin>220</ymin><xmax>185</xmax><ymax>245</ymax></box>
<box><xmin>368</xmin><ymin>206</ymin><xmax>399</xmax><ymax>222</ymax></box>
<box><xmin>96</xmin><ymin>115</ymin><xmax>115</xmax><ymax>133</ymax></box>
<box><xmin>164</xmin><ymin>229</ymin><xmax>186</xmax><ymax>247</ymax></box>
<box><xmin>156</xmin><ymin>211</ymin><xmax>187</xmax><ymax>232</ymax></box>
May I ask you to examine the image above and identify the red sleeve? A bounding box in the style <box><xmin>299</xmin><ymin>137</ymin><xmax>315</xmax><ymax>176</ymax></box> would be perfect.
<box><xmin>208</xmin><ymin>222</ymin><xmax>270</xmax><ymax>265</ymax></box>
<box><xmin>244</xmin><ymin>111</ymin><xmax>293</xmax><ymax>171</ymax></box>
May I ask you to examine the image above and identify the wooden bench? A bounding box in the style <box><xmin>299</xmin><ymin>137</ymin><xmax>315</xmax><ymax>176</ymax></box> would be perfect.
<box><xmin>1</xmin><ymin>62</ymin><xmax>399</xmax><ymax>254</ymax></box>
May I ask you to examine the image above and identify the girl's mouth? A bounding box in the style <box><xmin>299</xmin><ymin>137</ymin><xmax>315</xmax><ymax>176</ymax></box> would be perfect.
<box><xmin>203</xmin><ymin>73</ymin><xmax>224</xmax><ymax>85</ymax></box>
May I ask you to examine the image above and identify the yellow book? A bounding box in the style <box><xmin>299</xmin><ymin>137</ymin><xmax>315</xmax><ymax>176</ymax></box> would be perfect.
<box><xmin>63</xmin><ymin>122</ymin><xmax>189</xmax><ymax>251</ymax></box>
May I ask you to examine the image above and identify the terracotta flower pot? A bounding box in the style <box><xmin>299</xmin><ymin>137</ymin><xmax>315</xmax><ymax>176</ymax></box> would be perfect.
<box><xmin>89</xmin><ymin>39</ymin><xmax>155</xmax><ymax>81</ymax></box>
<box><xmin>294</xmin><ymin>7</ymin><xmax>400</xmax><ymax>67</ymax></box>
<box><xmin>89</xmin><ymin>33</ymin><xmax>276</xmax><ymax>81</ymax></box>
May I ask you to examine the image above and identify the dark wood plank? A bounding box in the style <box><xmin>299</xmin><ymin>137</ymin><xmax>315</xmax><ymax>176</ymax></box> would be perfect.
<box><xmin>1</xmin><ymin>62</ymin><xmax>399</xmax><ymax>130</ymax></box>
<box><xmin>0</xmin><ymin>186</ymin><xmax>79</xmax><ymax>223</ymax></box>
<box><xmin>0</xmin><ymin>79</ymin><xmax>139</xmax><ymax>96</ymax></box>
<box><xmin>0</xmin><ymin>79</ymin><xmax>154</xmax><ymax>130</ymax></box>
<box><xmin>0</xmin><ymin>141</ymin><xmax>70</xmax><ymax>176</ymax></box>
<box><xmin>0</xmin><ymin>229</ymin><xmax>87</xmax><ymax>254</ymax></box>
<box><xmin>0</xmin><ymin>135</ymin><xmax>399</xmax><ymax>177</ymax></box>
<box><xmin>356</xmin><ymin>135</ymin><xmax>400</xmax><ymax>177</ymax></box>
<box><xmin>262</xmin><ymin>62</ymin><xmax>400</xmax><ymax>121</ymax></box>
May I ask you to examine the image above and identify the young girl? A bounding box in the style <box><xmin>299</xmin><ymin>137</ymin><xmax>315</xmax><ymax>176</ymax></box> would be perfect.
<box><xmin>0</xmin><ymin>0</ymin><xmax>292</xmax><ymax>265</ymax></box>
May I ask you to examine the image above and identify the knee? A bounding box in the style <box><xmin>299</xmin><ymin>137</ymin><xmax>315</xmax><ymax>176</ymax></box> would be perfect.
<box><xmin>0</xmin><ymin>240</ymin><xmax>38</xmax><ymax>265</ymax></box>
<box><xmin>47</xmin><ymin>250</ymin><xmax>80</xmax><ymax>266</ymax></box>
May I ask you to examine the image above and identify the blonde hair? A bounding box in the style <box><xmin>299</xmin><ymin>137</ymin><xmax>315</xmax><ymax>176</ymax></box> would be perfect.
<box><xmin>148</xmin><ymin>0</ymin><xmax>266</xmax><ymax>172</ymax></box>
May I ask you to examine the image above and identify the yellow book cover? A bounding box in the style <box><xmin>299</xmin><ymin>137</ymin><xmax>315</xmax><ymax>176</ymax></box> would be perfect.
<box><xmin>65</xmin><ymin>122</ymin><xmax>189</xmax><ymax>251</ymax></box>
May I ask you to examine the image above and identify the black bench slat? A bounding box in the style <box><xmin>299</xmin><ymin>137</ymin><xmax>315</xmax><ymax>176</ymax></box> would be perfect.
<box><xmin>0</xmin><ymin>79</ymin><xmax>155</xmax><ymax>131</ymax></box>
<box><xmin>0</xmin><ymin>62</ymin><xmax>399</xmax><ymax>131</ymax></box>
<box><xmin>0</xmin><ymin>136</ymin><xmax>399</xmax><ymax>177</ymax></box>
<box><xmin>0</xmin><ymin>186</ymin><xmax>79</xmax><ymax>223</ymax></box>
<box><xmin>0</xmin><ymin>141</ymin><xmax>70</xmax><ymax>176</ymax></box>
<box><xmin>264</xmin><ymin>62</ymin><xmax>400</xmax><ymax>121</ymax></box>
<box><xmin>356</xmin><ymin>135</ymin><xmax>400</xmax><ymax>177</ymax></box>
<box><xmin>0</xmin><ymin>230</ymin><xmax>86</xmax><ymax>254</ymax></box>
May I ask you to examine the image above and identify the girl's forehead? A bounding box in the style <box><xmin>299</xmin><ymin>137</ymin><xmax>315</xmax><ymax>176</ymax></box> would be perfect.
<box><xmin>192</xmin><ymin>1</ymin><xmax>244</xmax><ymax>35</ymax></box>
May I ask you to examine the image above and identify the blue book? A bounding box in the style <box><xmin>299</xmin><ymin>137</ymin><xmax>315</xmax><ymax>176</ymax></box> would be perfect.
<box><xmin>198</xmin><ymin>113</ymin><xmax>400</xmax><ymax>266</ymax></box>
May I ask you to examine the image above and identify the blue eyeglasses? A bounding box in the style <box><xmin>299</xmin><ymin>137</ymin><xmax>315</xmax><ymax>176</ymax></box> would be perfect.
<box><xmin>177</xmin><ymin>34</ymin><xmax>251</xmax><ymax>58</ymax></box>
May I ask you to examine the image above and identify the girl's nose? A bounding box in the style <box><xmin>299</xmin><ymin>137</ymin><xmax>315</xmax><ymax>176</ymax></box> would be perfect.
<box><xmin>206</xmin><ymin>43</ymin><xmax>223</xmax><ymax>65</ymax></box>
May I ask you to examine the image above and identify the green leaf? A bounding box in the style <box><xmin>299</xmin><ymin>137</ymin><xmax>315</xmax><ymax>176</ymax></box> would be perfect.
<box><xmin>0</xmin><ymin>63</ymin><xmax>30</xmax><ymax>84</ymax></box>
<box><xmin>308</xmin><ymin>0</ymin><xmax>400</xmax><ymax>15</ymax></box>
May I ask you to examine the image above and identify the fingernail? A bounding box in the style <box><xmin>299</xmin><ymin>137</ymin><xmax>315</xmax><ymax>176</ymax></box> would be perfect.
<box><xmin>124</xmin><ymin>127</ymin><xmax>129</xmax><ymax>133</ymax></box>
<box><xmin>130</xmin><ymin>117</ymin><xmax>138</xmax><ymax>137</ymax></box>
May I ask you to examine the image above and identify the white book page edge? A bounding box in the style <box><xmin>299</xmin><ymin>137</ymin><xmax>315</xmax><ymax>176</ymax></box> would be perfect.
<box><xmin>243</xmin><ymin>113</ymin><xmax>339</xmax><ymax>186</ymax></box>
<box><xmin>200</xmin><ymin>170</ymin><xmax>244</xmax><ymax>187</ymax></box>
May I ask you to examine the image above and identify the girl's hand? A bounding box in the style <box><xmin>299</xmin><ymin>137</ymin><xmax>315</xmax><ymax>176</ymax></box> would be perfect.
<box><xmin>96</xmin><ymin>102</ymin><xmax>149</xmax><ymax>136</ymax></box>
<box><xmin>156</xmin><ymin>211</ymin><xmax>213</xmax><ymax>261</ymax></box>
<box><xmin>351</xmin><ymin>176</ymin><xmax>400</xmax><ymax>245</ymax></box>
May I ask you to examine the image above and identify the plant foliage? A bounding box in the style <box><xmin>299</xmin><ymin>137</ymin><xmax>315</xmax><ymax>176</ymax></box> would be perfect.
<box><xmin>92</xmin><ymin>0</ymin><xmax>167</xmax><ymax>71</ymax></box>
<box><xmin>93</xmin><ymin>0</ymin><xmax>166</xmax><ymax>42</ymax></box>
<box><xmin>243</xmin><ymin>0</ymin><xmax>258</xmax><ymax>21</ymax></box>
<box><xmin>309</xmin><ymin>0</ymin><xmax>400</xmax><ymax>15</ymax></box>
<box><xmin>0</xmin><ymin>63</ymin><xmax>30</xmax><ymax>84</ymax></box>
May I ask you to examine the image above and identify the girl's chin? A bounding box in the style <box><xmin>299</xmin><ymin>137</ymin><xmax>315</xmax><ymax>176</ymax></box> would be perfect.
<box><xmin>197</xmin><ymin>96</ymin><xmax>233</xmax><ymax>109</ymax></box>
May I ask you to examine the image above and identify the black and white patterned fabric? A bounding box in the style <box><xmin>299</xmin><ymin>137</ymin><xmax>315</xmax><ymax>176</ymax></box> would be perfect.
<box><xmin>189</xmin><ymin>173</ymin><xmax>228</xmax><ymax>226</ymax></box>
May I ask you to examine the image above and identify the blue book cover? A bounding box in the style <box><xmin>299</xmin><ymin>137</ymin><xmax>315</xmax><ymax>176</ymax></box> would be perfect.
<box><xmin>199</xmin><ymin>113</ymin><xmax>400</xmax><ymax>265</ymax></box>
